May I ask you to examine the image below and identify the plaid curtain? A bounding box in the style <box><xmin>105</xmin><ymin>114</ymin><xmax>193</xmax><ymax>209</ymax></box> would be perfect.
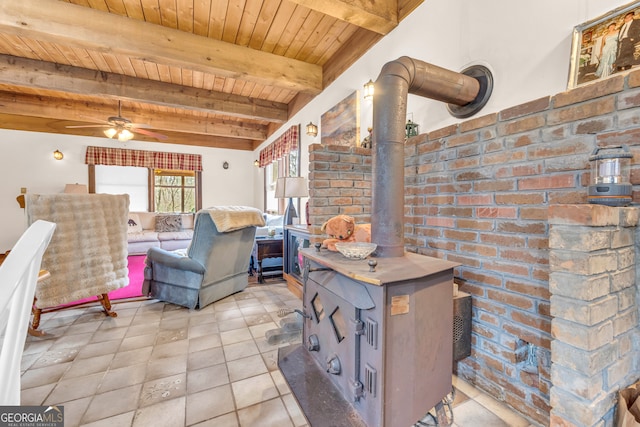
<box><xmin>85</xmin><ymin>146</ymin><xmax>202</xmax><ymax>171</ymax></box>
<box><xmin>258</xmin><ymin>125</ymin><xmax>299</xmax><ymax>167</ymax></box>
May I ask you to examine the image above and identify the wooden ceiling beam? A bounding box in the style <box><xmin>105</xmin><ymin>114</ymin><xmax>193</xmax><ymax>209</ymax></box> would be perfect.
<box><xmin>398</xmin><ymin>0</ymin><xmax>425</xmax><ymax>21</ymax></box>
<box><xmin>0</xmin><ymin>0</ymin><xmax>322</xmax><ymax>94</ymax></box>
<box><xmin>0</xmin><ymin>92</ymin><xmax>267</xmax><ymax>140</ymax></box>
<box><xmin>0</xmin><ymin>54</ymin><xmax>288</xmax><ymax>123</ymax></box>
<box><xmin>323</xmin><ymin>28</ymin><xmax>383</xmax><ymax>88</ymax></box>
<box><xmin>289</xmin><ymin>0</ymin><xmax>398</xmax><ymax>35</ymax></box>
<box><xmin>0</xmin><ymin>113</ymin><xmax>256</xmax><ymax>150</ymax></box>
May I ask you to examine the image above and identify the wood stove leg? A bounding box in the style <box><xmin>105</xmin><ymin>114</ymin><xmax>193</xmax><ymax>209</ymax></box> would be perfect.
<box><xmin>97</xmin><ymin>294</ymin><xmax>118</xmax><ymax>318</ymax></box>
<box><xmin>434</xmin><ymin>400</ymin><xmax>453</xmax><ymax>426</ymax></box>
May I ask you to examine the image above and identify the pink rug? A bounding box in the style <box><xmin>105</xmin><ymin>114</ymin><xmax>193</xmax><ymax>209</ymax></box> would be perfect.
<box><xmin>58</xmin><ymin>255</ymin><xmax>146</xmax><ymax>307</ymax></box>
<box><xmin>110</xmin><ymin>254</ymin><xmax>146</xmax><ymax>300</ymax></box>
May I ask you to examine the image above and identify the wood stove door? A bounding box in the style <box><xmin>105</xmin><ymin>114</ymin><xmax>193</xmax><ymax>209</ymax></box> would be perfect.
<box><xmin>305</xmin><ymin>268</ymin><xmax>378</xmax><ymax>402</ymax></box>
<box><xmin>303</xmin><ymin>275</ymin><xmax>358</xmax><ymax>401</ymax></box>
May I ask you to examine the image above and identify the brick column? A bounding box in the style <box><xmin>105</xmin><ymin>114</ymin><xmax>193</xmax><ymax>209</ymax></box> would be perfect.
<box><xmin>548</xmin><ymin>204</ymin><xmax>640</xmax><ymax>426</ymax></box>
<box><xmin>307</xmin><ymin>143</ymin><xmax>371</xmax><ymax>243</ymax></box>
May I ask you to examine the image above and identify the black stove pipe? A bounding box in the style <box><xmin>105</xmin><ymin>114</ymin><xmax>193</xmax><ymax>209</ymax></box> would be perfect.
<box><xmin>371</xmin><ymin>57</ymin><xmax>489</xmax><ymax>257</ymax></box>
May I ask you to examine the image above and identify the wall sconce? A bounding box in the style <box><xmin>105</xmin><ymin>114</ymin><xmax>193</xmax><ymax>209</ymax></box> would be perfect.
<box><xmin>53</xmin><ymin>149</ymin><xmax>64</xmax><ymax>160</ymax></box>
<box><xmin>254</xmin><ymin>159</ymin><xmax>260</xmax><ymax>167</ymax></box>
<box><xmin>363</xmin><ymin>79</ymin><xmax>375</xmax><ymax>101</ymax></box>
<box><xmin>306</xmin><ymin>122</ymin><xmax>318</xmax><ymax>137</ymax></box>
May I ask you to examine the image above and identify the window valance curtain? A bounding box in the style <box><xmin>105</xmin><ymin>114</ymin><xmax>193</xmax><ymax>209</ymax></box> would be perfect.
<box><xmin>85</xmin><ymin>146</ymin><xmax>202</xmax><ymax>171</ymax></box>
<box><xmin>258</xmin><ymin>125</ymin><xmax>299</xmax><ymax>167</ymax></box>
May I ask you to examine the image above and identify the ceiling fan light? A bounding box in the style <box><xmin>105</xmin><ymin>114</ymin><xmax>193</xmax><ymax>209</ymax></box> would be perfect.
<box><xmin>118</xmin><ymin>129</ymin><xmax>134</xmax><ymax>141</ymax></box>
<box><xmin>104</xmin><ymin>128</ymin><xmax>117</xmax><ymax>138</ymax></box>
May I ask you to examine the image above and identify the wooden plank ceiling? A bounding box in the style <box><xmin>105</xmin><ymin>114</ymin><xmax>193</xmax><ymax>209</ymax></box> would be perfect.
<box><xmin>0</xmin><ymin>0</ymin><xmax>422</xmax><ymax>150</ymax></box>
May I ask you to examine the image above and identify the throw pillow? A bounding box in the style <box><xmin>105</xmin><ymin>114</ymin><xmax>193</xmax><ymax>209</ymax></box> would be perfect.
<box><xmin>155</xmin><ymin>214</ymin><xmax>182</xmax><ymax>232</ymax></box>
<box><xmin>127</xmin><ymin>213</ymin><xmax>143</xmax><ymax>233</ymax></box>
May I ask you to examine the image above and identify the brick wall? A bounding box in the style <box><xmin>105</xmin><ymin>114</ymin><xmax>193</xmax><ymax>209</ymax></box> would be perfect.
<box><xmin>307</xmin><ymin>144</ymin><xmax>372</xmax><ymax>242</ymax></box>
<box><xmin>404</xmin><ymin>72</ymin><xmax>640</xmax><ymax>426</ymax></box>
<box><xmin>306</xmin><ymin>70</ymin><xmax>640</xmax><ymax>426</ymax></box>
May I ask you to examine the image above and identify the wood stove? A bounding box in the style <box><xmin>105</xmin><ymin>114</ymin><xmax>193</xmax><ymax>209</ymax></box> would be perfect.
<box><xmin>278</xmin><ymin>248</ymin><xmax>458</xmax><ymax>427</ymax></box>
<box><xmin>278</xmin><ymin>55</ymin><xmax>488</xmax><ymax>427</ymax></box>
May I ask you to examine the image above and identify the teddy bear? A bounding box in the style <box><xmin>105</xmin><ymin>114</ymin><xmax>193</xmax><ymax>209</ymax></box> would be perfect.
<box><xmin>321</xmin><ymin>214</ymin><xmax>371</xmax><ymax>251</ymax></box>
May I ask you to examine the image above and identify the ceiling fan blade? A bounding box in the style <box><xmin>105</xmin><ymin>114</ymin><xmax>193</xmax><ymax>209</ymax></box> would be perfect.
<box><xmin>65</xmin><ymin>124</ymin><xmax>111</xmax><ymax>129</ymax></box>
<box><xmin>64</xmin><ymin>102</ymin><xmax>166</xmax><ymax>139</ymax></box>
<box><xmin>134</xmin><ymin>128</ymin><xmax>168</xmax><ymax>140</ymax></box>
<box><xmin>129</xmin><ymin>122</ymin><xmax>152</xmax><ymax>129</ymax></box>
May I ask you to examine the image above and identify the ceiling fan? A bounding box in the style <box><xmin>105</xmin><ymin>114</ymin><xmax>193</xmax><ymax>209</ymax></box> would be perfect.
<box><xmin>66</xmin><ymin>101</ymin><xmax>168</xmax><ymax>142</ymax></box>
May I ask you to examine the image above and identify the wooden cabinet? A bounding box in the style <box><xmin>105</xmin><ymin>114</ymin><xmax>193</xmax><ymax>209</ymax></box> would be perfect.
<box><xmin>255</xmin><ymin>238</ymin><xmax>283</xmax><ymax>283</ymax></box>
<box><xmin>283</xmin><ymin>225</ymin><xmax>310</xmax><ymax>299</ymax></box>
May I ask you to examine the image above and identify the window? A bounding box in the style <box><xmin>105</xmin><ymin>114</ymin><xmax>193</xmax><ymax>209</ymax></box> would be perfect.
<box><xmin>265</xmin><ymin>162</ymin><xmax>279</xmax><ymax>214</ymax></box>
<box><xmin>264</xmin><ymin>150</ymin><xmax>300</xmax><ymax>214</ymax></box>
<box><xmin>87</xmin><ymin>146</ymin><xmax>202</xmax><ymax>213</ymax></box>
<box><xmin>288</xmin><ymin>150</ymin><xmax>299</xmax><ymax>176</ymax></box>
<box><xmin>95</xmin><ymin>165</ymin><xmax>149</xmax><ymax>211</ymax></box>
<box><xmin>258</xmin><ymin>125</ymin><xmax>301</xmax><ymax>214</ymax></box>
<box><xmin>152</xmin><ymin>169</ymin><xmax>198</xmax><ymax>213</ymax></box>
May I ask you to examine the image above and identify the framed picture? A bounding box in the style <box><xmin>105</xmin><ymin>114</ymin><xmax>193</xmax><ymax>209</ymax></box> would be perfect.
<box><xmin>568</xmin><ymin>1</ymin><xmax>640</xmax><ymax>88</ymax></box>
<box><xmin>321</xmin><ymin>90</ymin><xmax>360</xmax><ymax>146</ymax></box>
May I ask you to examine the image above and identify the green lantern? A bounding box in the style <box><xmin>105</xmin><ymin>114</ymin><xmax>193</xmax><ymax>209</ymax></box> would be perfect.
<box><xmin>405</xmin><ymin>119</ymin><xmax>419</xmax><ymax>139</ymax></box>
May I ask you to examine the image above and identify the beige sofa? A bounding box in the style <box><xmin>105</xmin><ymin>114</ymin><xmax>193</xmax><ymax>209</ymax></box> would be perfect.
<box><xmin>255</xmin><ymin>213</ymin><xmax>285</xmax><ymax>237</ymax></box>
<box><xmin>127</xmin><ymin>212</ymin><xmax>194</xmax><ymax>256</ymax></box>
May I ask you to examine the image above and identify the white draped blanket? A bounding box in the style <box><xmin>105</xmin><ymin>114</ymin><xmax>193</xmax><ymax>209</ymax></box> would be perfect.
<box><xmin>26</xmin><ymin>194</ymin><xmax>129</xmax><ymax>308</ymax></box>
<box><xmin>203</xmin><ymin>206</ymin><xmax>265</xmax><ymax>232</ymax></box>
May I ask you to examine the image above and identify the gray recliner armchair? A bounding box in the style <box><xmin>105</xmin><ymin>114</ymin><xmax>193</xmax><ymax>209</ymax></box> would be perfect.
<box><xmin>142</xmin><ymin>207</ymin><xmax>262</xmax><ymax>309</ymax></box>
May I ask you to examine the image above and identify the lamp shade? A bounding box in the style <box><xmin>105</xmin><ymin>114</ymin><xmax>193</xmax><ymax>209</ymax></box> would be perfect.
<box><xmin>64</xmin><ymin>184</ymin><xmax>88</xmax><ymax>194</ymax></box>
<box><xmin>275</xmin><ymin>176</ymin><xmax>308</xmax><ymax>199</ymax></box>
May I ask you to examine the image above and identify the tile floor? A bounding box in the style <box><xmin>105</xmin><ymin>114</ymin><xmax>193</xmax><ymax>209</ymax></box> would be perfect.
<box><xmin>20</xmin><ymin>281</ymin><xmax>540</xmax><ymax>427</ymax></box>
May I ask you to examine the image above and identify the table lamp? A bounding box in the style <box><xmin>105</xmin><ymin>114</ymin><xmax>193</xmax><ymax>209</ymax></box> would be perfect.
<box><xmin>64</xmin><ymin>183</ymin><xmax>88</xmax><ymax>194</ymax></box>
<box><xmin>275</xmin><ymin>176</ymin><xmax>309</xmax><ymax>225</ymax></box>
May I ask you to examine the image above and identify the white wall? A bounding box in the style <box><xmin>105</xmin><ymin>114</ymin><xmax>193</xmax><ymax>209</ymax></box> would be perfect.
<box><xmin>254</xmin><ymin>0</ymin><xmax>628</xmax><ymax>166</ymax></box>
<box><xmin>0</xmin><ymin>130</ymin><xmax>256</xmax><ymax>252</ymax></box>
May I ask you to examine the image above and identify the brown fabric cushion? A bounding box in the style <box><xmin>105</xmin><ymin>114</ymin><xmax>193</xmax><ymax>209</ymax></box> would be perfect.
<box><xmin>155</xmin><ymin>214</ymin><xmax>182</xmax><ymax>232</ymax></box>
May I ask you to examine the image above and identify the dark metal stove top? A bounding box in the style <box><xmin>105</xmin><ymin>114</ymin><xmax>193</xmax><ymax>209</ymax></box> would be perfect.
<box><xmin>301</xmin><ymin>249</ymin><xmax>458</xmax><ymax>286</ymax></box>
